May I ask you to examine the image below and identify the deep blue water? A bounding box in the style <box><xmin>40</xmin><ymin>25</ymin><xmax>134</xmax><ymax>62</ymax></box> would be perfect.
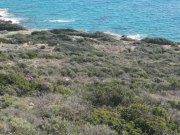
<box><xmin>0</xmin><ymin>0</ymin><xmax>180</xmax><ymax>41</ymax></box>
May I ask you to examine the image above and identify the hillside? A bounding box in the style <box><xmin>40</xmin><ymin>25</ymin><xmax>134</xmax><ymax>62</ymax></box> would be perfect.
<box><xmin>0</xmin><ymin>22</ymin><xmax>180</xmax><ymax>135</ymax></box>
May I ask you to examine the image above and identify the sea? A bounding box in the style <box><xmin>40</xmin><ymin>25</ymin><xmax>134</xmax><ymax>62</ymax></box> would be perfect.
<box><xmin>0</xmin><ymin>0</ymin><xmax>180</xmax><ymax>41</ymax></box>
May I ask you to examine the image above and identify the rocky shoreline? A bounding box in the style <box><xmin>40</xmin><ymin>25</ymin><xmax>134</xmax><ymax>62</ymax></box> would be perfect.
<box><xmin>0</xmin><ymin>20</ymin><xmax>26</xmax><ymax>31</ymax></box>
<box><xmin>0</xmin><ymin>20</ymin><xmax>179</xmax><ymax>44</ymax></box>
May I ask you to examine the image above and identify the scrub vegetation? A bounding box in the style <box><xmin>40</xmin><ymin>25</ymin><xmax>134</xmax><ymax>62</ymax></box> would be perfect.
<box><xmin>0</xmin><ymin>22</ymin><xmax>180</xmax><ymax>135</ymax></box>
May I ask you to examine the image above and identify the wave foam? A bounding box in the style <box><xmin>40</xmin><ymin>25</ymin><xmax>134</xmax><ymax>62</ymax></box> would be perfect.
<box><xmin>48</xmin><ymin>19</ymin><xmax>75</xmax><ymax>23</ymax></box>
<box><xmin>127</xmin><ymin>34</ymin><xmax>143</xmax><ymax>40</ymax></box>
<box><xmin>104</xmin><ymin>31</ymin><xmax>143</xmax><ymax>40</ymax></box>
<box><xmin>0</xmin><ymin>8</ymin><xmax>22</xmax><ymax>24</ymax></box>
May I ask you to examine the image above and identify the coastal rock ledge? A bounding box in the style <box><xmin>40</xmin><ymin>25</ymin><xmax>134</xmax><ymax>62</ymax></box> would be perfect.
<box><xmin>0</xmin><ymin>20</ymin><xmax>27</xmax><ymax>31</ymax></box>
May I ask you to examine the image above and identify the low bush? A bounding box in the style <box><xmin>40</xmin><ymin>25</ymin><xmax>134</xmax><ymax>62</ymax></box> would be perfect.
<box><xmin>0</xmin><ymin>95</ymin><xmax>17</xmax><ymax>109</ymax></box>
<box><xmin>39</xmin><ymin>116</ymin><xmax>79</xmax><ymax>135</ymax></box>
<box><xmin>0</xmin><ymin>38</ymin><xmax>13</xmax><ymax>44</ymax></box>
<box><xmin>168</xmin><ymin>76</ymin><xmax>180</xmax><ymax>91</ymax></box>
<box><xmin>141</xmin><ymin>37</ymin><xmax>175</xmax><ymax>45</ymax></box>
<box><xmin>78</xmin><ymin>124</ymin><xmax>118</xmax><ymax>135</ymax></box>
<box><xmin>134</xmin><ymin>116</ymin><xmax>168</xmax><ymax>135</ymax></box>
<box><xmin>0</xmin><ymin>116</ymin><xmax>36</xmax><ymax>135</ymax></box>
<box><xmin>120</xmin><ymin>104</ymin><xmax>178</xmax><ymax>134</ymax></box>
<box><xmin>86</xmin><ymin>108</ymin><xmax>142</xmax><ymax>134</ymax></box>
<box><xmin>7</xmin><ymin>34</ymin><xmax>30</xmax><ymax>44</ymax></box>
<box><xmin>50</xmin><ymin>29</ymin><xmax>80</xmax><ymax>35</ymax></box>
<box><xmin>86</xmin><ymin>81</ymin><xmax>135</xmax><ymax>107</ymax></box>
<box><xmin>0</xmin><ymin>51</ymin><xmax>13</xmax><ymax>61</ymax></box>
<box><xmin>0</xmin><ymin>73</ymin><xmax>40</xmax><ymax>96</ymax></box>
<box><xmin>18</xmin><ymin>50</ymin><xmax>39</xmax><ymax>59</ymax></box>
<box><xmin>86</xmin><ymin>108</ymin><xmax>127</xmax><ymax>134</ymax></box>
<box><xmin>168</xmin><ymin>100</ymin><xmax>180</xmax><ymax>110</ymax></box>
<box><xmin>54</xmin><ymin>85</ymin><xmax>71</xmax><ymax>95</ymax></box>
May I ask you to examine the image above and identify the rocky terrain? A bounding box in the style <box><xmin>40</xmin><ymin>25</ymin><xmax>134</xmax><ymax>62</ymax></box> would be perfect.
<box><xmin>0</xmin><ymin>21</ymin><xmax>180</xmax><ymax>135</ymax></box>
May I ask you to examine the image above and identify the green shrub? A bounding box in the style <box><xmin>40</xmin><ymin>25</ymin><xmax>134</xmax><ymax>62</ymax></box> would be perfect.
<box><xmin>8</xmin><ymin>34</ymin><xmax>30</xmax><ymax>44</ymax></box>
<box><xmin>19</xmin><ymin>51</ymin><xmax>39</xmax><ymax>59</ymax></box>
<box><xmin>0</xmin><ymin>73</ymin><xmax>41</xmax><ymax>96</ymax></box>
<box><xmin>60</xmin><ymin>67</ymin><xmax>77</xmax><ymax>78</ymax></box>
<box><xmin>130</xmin><ymin>78</ymin><xmax>151</xmax><ymax>90</ymax></box>
<box><xmin>0</xmin><ymin>51</ymin><xmax>13</xmax><ymax>61</ymax></box>
<box><xmin>0</xmin><ymin>73</ymin><xmax>30</xmax><ymax>95</ymax></box>
<box><xmin>86</xmin><ymin>108</ymin><xmax>127</xmax><ymax>134</ymax></box>
<box><xmin>120</xmin><ymin>104</ymin><xmax>178</xmax><ymax>134</ymax></box>
<box><xmin>121</xmin><ymin>104</ymin><xmax>168</xmax><ymax>121</ymax></box>
<box><xmin>39</xmin><ymin>117</ymin><xmax>79</xmax><ymax>135</ymax></box>
<box><xmin>121</xmin><ymin>104</ymin><xmax>151</xmax><ymax>121</ymax></box>
<box><xmin>0</xmin><ymin>116</ymin><xmax>36</xmax><ymax>135</ymax></box>
<box><xmin>50</xmin><ymin>29</ymin><xmax>80</xmax><ymax>35</ymax></box>
<box><xmin>86</xmin><ymin>81</ymin><xmax>134</xmax><ymax>106</ymax></box>
<box><xmin>151</xmin><ymin>107</ymin><xmax>168</xmax><ymax>119</ymax></box>
<box><xmin>87</xmin><ymin>67</ymin><xmax>113</xmax><ymax>78</ymax></box>
<box><xmin>168</xmin><ymin>76</ymin><xmax>180</xmax><ymax>91</ymax></box>
<box><xmin>72</xmin><ymin>54</ymin><xmax>103</xmax><ymax>64</ymax></box>
<box><xmin>135</xmin><ymin>116</ymin><xmax>177</xmax><ymax>135</ymax></box>
<box><xmin>0</xmin><ymin>95</ymin><xmax>17</xmax><ymax>109</ymax></box>
<box><xmin>78</xmin><ymin>124</ymin><xmax>118</xmax><ymax>135</ymax></box>
<box><xmin>168</xmin><ymin>101</ymin><xmax>180</xmax><ymax>110</ymax></box>
<box><xmin>123</xmin><ymin>67</ymin><xmax>148</xmax><ymax>78</ymax></box>
<box><xmin>0</xmin><ymin>38</ymin><xmax>13</xmax><ymax>44</ymax></box>
<box><xmin>86</xmin><ymin>108</ymin><xmax>143</xmax><ymax>135</ymax></box>
<box><xmin>53</xmin><ymin>34</ymin><xmax>72</xmax><ymax>41</ymax></box>
<box><xmin>54</xmin><ymin>85</ymin><xmax>71</xmax><ymax>95</ymax></box>
<box><xmin>31</xmin><ymin>31</ymin><xmax>53</xmax><ymax>36</ymax></box>
<box><xmin>37</xmin><ymin>82</ymin><xmax>54</xmax><ymax>94</ymax></box>
<box><xmin>87</xmin><ymin>108</ymin><xmax>122</xmax><ymax>126</ymax></box>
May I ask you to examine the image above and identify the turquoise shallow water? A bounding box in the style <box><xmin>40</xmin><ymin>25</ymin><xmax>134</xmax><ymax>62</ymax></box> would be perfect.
<box><xmin>0</xmin><ymin>0</ymin><xmax>180</xmax><ymax>41</ymax></box>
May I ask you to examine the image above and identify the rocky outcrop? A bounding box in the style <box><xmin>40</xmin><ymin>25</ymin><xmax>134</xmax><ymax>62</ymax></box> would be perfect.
<box><xmin>0</xmin><ymin>20</ymin><xmax>27</xmax><ymax>31</ymax></box>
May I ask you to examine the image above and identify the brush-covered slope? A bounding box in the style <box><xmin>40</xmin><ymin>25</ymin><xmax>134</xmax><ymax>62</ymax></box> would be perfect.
<box><xmin>0</xmin><ymin>26</ymin><xmax>180</xmax><ymax>135</ymax></box>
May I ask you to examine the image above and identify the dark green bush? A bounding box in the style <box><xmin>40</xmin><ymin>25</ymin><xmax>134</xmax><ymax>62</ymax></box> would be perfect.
<box><xmin>19</xmin><ymin>51</ymin><xmax>39</xmax><ymax>59</ymax></box>
<box><xmin>8</xmin><ymin>34</ymin><xmax>30</xmax><ymax>44</ymax></box>
<box><xmin>31</xmin><ymin>31</ymin><xmax>53</xmax><ymax>36</ymax></box>
<box><xmin>50</xmin><ymin>29</ymin><xmax>80</xmax><ymax>35</ymax></box>
<box><xmin>141</xmin><ymin>37</ymin><xmax>175</xmax><ymax>45</ymax></box>
<box><xmin>53</xmin><ymin>34</ymin><xmax>72</xmax><ymax>41</ymax></box>
<box><xmin>39</xmin><ymin>117</ymin><xmax>79</xmax><ymax>135</ymax></box>
<box><xmin>54</xmin><ymin>85</ymin><xmax>71</xmax><ymax>95</ymax></box>
<box><xmin>121</xmin><ymin>104</ymin><xmax>151</xmax><ymax>121</ymax></box>
<box><xmin>0</xmin><ymin>73</ymin><xmax>40</xmax><ymax>96</ymax></box>
<box><xmin>86</xmin><ymin>81</ymin><xmax>135</xmax><ymax>106</ymax></box>
<box><xmin>60</xmin><ymin>67</ymin><xmax>77</xmax><ymax>78</ymax></box>
<box><xmin>121</xmin><ymin>104</ymin><xmax>168</xmax><ymax>121</ymax></box>
<box><xmin>120</xmin><ymin>104</ymin><xmax>178</xmax><ymax>134</ymax></box>
<box><xmin>0</xmin><ymin>38</ymin><xmax>13</xmax><ymax>44</ymax></box>
<box><xmin>168</xmin><ymin>100</ymin><xmax>180</xmax><ymax>110</ymax></box>
<box><xmin>134</xmin><ymin>117</ymin><xmax>168</xmax><ymax>135</ymax></box>
<box><xmin>168</xmin><ymin>77</ymin><xmax>180</xmax><ymax>91</ymax></box>
<box><xmin>86</xmin><ymin>108</ymin><xmax>142</xmax><ymax>135</ymax></box>
<box><xmin>86</xmin><ymin>108</ymin><xmax>127</xmax><ymax>134</ymax></box>
<box><xmin>0</xmin><ymin>95</ymin><xmax>17</xmax><ymax>109</ymax></box>
<box><xmin>0</xmin><ymin>116</ymin><xmax>37</xmax><ymax>135</ymax></box>
<box><xmin>0</xmin><ymin>51</ymin><xmax>13</xmax><ymax>61</ymax></box>
<box><xmin>72</xmin><ymin>54</ymin><xmax>103</xmax><ymax>64</ymax></box>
